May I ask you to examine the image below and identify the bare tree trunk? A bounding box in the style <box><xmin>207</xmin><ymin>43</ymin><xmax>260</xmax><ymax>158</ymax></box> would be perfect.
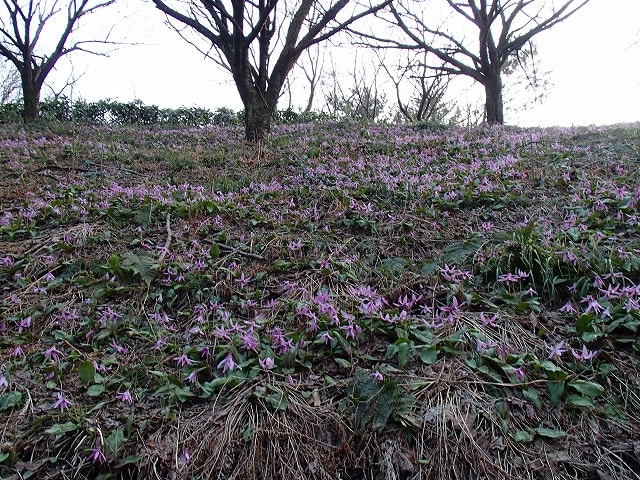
<box><xmin>22</xmin><ymin>79</ymin><xmax>41</xmax><ymax>122</ymax></box>
<box><xmin>484</xmin><ymin>72</ymin><xmax>504</xmax><ymax>124</ymax></box>
<box><xmin>244</xmin><ymin>97</ymin><xmax>274</xmax><ymax>143</ymax></box>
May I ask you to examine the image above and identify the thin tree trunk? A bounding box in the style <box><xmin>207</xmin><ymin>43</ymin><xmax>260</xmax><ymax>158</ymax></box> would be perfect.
<box><xmin>484</xmin><ymin>72</ymin><xmax>504</xmax><ymax>124</ymax></box>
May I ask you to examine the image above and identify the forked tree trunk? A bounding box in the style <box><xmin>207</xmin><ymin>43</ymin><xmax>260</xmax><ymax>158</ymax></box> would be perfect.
<box><xmin>484</xmin><ymin>72</ymin><xmax>504</xmax><ymax>124</ymax></box>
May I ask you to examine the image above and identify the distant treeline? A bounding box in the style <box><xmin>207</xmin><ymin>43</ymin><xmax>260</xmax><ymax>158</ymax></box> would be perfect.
<box><xmin>0</xmin><ymin>97</ymin><xmax>330</xmax><ymax>127</ymax></box>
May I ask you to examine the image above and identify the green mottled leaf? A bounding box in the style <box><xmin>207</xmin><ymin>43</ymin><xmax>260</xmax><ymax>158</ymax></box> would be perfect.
<box><xmin>548</xmin><ymin>381</ymin><xmax>565</xmax><ymax>406</ymax></box>
<box><xmin>116</xmin><ymin>455</ymin><xmax>142</xmax><ymax>467</ymax></box>
<box><xmin>45</xmin><ymin>422</ymin><xmax>78</xmax><ymax>435</ymax></box>
<box><xmin>0</xmin><ymin>391</ymin><xmax>23</xmax><ymax>411</ymax></box>
<box><xmin>513</xmin><ymin>430</ymin><xmax>534</xmax><ymax>442</ymax></box>
<box><xmin>566</xmin><ymin>394</ymin><xmax>596</xmax><ymax>409</ymax></box>
<box><xmin>134</xmin><ymin>206</ymin><xmax>153</xmax><ymax>227</ymax></box>
<box><xmin>77</xmin><ymin>361</ymin><xmax>95</xmax><ymax>386</ymax></box>
<box><xmin>420</xmin><ymin>347</ymin><xmax>438</xmax><ymax>365</ymax></box>
<box><xmin>533</xmin><ymin>427</ymin><xmax>565</xmax><ymax>439</ymax></box>
<box><xmin>522</xmin><ymin>388</ymin><xmax>542</xmax><ymax>410</ymax></box>
<box><xmin>104</xmin><ymin>428</ymin><xmax>125</xmax><ymax>456</ymax></box>
<box><xmin>87</xmin><ymin>384</ymin><xmax>106</xmax><ymax>397</ymax></box>
<box><xmin>568</xmin><ymin>379</ymin><xmax>604</xmax><ymax>398</ymax></box>
<box><xmin>335</xmin><ymin>357</ymin><xmax>351</xmax><ymax>369</ymax></box>
<box><xmin>380</xmin><ymin>257</ymin><xmax>409</xmax><ymax>278</ymax></box>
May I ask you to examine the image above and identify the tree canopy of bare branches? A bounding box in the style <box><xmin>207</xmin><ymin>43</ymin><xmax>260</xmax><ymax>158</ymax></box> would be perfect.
<box><xmin>151</xmin><ymin>0</ymin><xmax>391</xmax><ymax>143</ymax></box>
<box><xmin>364</xmin><ymin>0</ymin><xmax>591</xmax><ymax>124</ymax></box>
<box><xmin>0</xmin><ymin>0</ymin><xmax>116</xmax><ymax>122</ymax></box>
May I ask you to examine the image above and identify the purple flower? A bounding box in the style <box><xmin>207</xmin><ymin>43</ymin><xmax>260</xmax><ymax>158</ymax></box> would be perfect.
<box><xmin>234</xmin><ymin>273</ymin><xmax>251</xmax><ymax>288</ymax></box>
<box><xmin>259</xmin><ymin>357</ymin><xmax>275</xmax><ymax>370</ymax></box>
<box><xmin>52</xmin><ymin>392</ymin><xmax>72</xmax><ymax>412</ymax></box>
<box><xmin>109</xmin><ymin>338</ymin><xmax>128</xmax><ymax>354</ymax></box>
<box><xmin>173</xmin><ymin>353</ymin><xmax>194</xmax><ymax>367</ymax></box>
<box><xmin>371</xmin><ymin>371</ymin><xmax>383</xmax><ymax>382</ymax></box>
<box><xmin>42</xmin><ymin>271</ymin><xmax>56</xmax><ymax>282</ymax></box>
<box><xmin>18</xmin><ymin>316</ymin><xmax>31</xmax><ymax>332</ymax></box>
<box><xmin>480</xmin><ymin>312</ymin><xmax>498</xmax><ymax>327</ymax></box>
<box><xmin>217</xmin><ymin>352</ymin><xmax>239</xmax><ymax>373</ymax></box>
<box><xmin>180</xmin><ymin>449</ymin><xmax>190</xmax><ymax>464</ymax></box>
<box><xmin>99</xmin><ymin>306</ymin><xmax>121</xmax><ymax>327</ymax></box>
<box><xmin>116</xmin><ymin>390</ymin><xmax>133</xmax><ymax>404</ymax></box>
<box><xmin>571</xmin><ymin>345</ymin><xmax>598</xmax><ymax>362</ymax></box>
<box><xmin>476</xmin><ymin>339</ymin><xmax>496</xmax><ymax>353</ymax></box>
<box><xmin>559</xmin><ymin>301</ymin><xmax>577</xmax><ymax>313</ymax></box>
<box><xmin>546</xmin><ymin>340</ymin><xmax>567</xmax><ymax>360</ymax></box>
<box><xmin>319</xmin><ymin>332</ymin><xmax>332</xmax><ymax>344</ymax></box>
<box><xmin>186</xmin><ymin>371</ymin><xmax>198</xmax><ymax>383</ymax></box>
<box><xmin>88</xmin><ymin>443</ymin><xmax>106</xmax><ymax>464</ymax></box>
<box><xmin>0</xmin><ymin>374</ymin><xmax>8</xmax><ymax>389</ymax></box>
<box><xmin>581</xmin><ymin>295</ymin><xmax>604</xmax><ymax>315</ymax></box>
<box><xmin>43</xmin><ymin>346</ymin><xmax>64</xmax><ymax>362</ymax></box>
<box><xmin>512</xmin><ymin>367</ymin><xmax>525</xmax><ymax>380</ymax></box>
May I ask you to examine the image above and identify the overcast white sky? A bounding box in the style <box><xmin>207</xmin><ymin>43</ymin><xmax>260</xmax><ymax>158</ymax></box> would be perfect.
<box><xmin>45</xmin><ymin>0</ymin><xmax>640</xmax><ymax>128</ymax></box>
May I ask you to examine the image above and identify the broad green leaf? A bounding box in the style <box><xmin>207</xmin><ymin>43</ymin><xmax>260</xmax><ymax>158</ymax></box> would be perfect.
<box><xmin>87</xmin><ymin>384</ymin><xmax>106</xmax><ymax>397</ymax></box>
<box><xmin>568</xmin><ymin>379</ymin><xmax>604</xmax><ymax>398</ymax></box>
<box><xmin>45</xmin><ymin>422</ymin><xmax>78</xmax><ymax>435</ymax></box>
<box><xmin>77</xmin><ymin>361</ymin><xmax>95</xmax><ymax>386</ymax></box>
<box><xmin>576</xmin><ymin>314</ymin><xmax>595</xmax><ymax>335</ymax></box>
<box><xmin>566</xmin><ymin>394</ymin><xmax>596</xmax><ymax>409</ymax></box>
<box><xmin>540</xmin><ymin>361</ymin><xmax>568</xmax><ymax>380</ymax></box>
<box><xmin>513</xmin><ymin>430</ymin><xmax>534</xmax><ymax>442</ymax></box>
<box><xmin>533</xmin><ymin>427</ymin><xmax>565</xmax><ymax>439</ymax></box>
<box><xmin>104</xmin><ymin>428</ymin><xmax>125</xmax><ymax>456</ymax></box>
<box><xmin>116</xmin><ymin>455</ymin><xmax>143</xmax><ymax>467</ymax></box>
<box><xmin>0</xmin><ymin>391</ymin><xmax>23</xmax><ymax>411</ymax></box>
<box><xmin>396</xmin><ymin>342</ymin><xmax>412</xmax><ymax>367</ymax></box>
<box><xmin>547</xmin><ymin>381</ymin><xmax>565</xmax><ymax>406</ymax></box>
<box><xmin>0</xmin><ymin>452</ymin><xmax>10</xmax><ymax>463</ymax></box>
<box><xmin>107</xmin><ymin>254</ymin><xmax>121</xmax><ymax>273</ymax></box>
<box><xmin>420</xmin><ymin>347</ymin><xmax>438</xmax><ymax>365</ymax></box>
<box><xmin>209</xmin><ymin>242</ymin><xmax>220</xmax><ymax>259</ymax></box>
<box><xmin>522</xmin><ymin>388</ymin><xmax>542</xmax><ymax>410</ymax></box>
<box><xmin>335</xmin><ymin>357</ymin><xmax>351</xmax><ymax>369</ymax></box>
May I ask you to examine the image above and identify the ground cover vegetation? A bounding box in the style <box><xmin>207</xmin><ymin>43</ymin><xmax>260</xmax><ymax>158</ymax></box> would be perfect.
<box><xmin>0</xmin><ymin>120</ymin><xmax>639</xmax><ymax>479</ymax></box>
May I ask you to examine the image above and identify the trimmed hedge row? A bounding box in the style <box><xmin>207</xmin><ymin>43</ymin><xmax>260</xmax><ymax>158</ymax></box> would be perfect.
<box><xmin>0</xmin><ymin>97</ymin><xmax>330</xmax><ymax>127</ymax></box>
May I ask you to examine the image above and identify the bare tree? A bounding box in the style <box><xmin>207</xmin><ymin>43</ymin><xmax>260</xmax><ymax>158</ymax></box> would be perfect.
<box><xmin>0</xmin><ymin>58</ymin><xmax>19</xmax><ymax>103</ymax></box>
<box><xmin>0</xmin><ymin>0</ymin><xmax>116</xmax><ymax>122</ymax></box>
<box><xmin>323</xmin><ymin>57</ymin><xmax>387</xmax><ymax>122</ymax></box>
<box><xmin>151</xmin><ymin>0</ymin><xmax>391</xmax><ymax>143</ymax></box>
<box><xmin>365</xmin><ymin>0</ymin><xmax>591</xmax><ymax>124</ymax></box>
<box><xmin>501</xmin><ymin>40</ymin><xmax>551</xmax><ymax>116</ymax></box>
<box><xmin>299</xmin><ymin>44</ymin><xmax>325</xmax><ymax>114</ymax></box>
<box><xmin>381</xmin><ymin>51</ymin><xmax>452</xmax><ymax>123</ymax></box>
